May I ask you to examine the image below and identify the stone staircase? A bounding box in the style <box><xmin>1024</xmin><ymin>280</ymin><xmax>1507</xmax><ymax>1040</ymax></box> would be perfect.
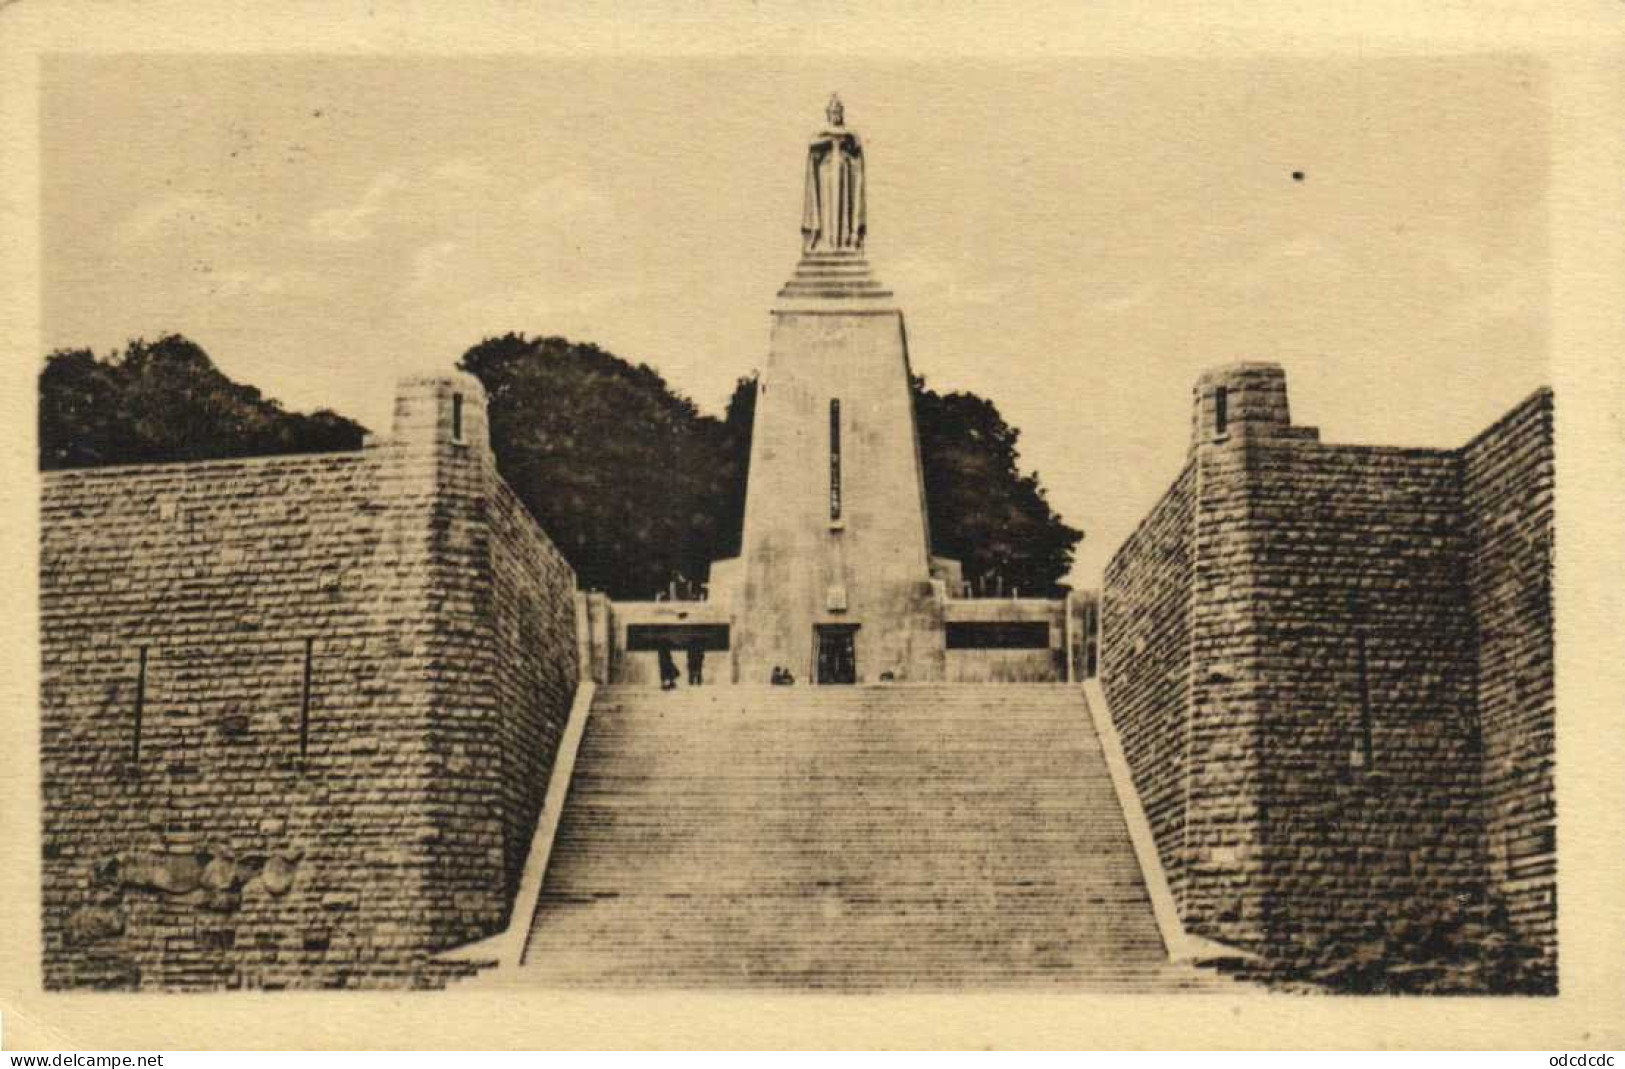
<box><xmin>513</xmin><ymin>684</ymin><xmax>1231</xmax><ymax>991</ymax></box>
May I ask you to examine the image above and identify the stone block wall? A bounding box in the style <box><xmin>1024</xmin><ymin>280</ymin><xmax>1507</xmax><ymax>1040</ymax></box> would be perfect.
<box><xmin>1102</xmin><ymin>364</ymin><xmax>1556</xmax><ymax>988</ymax></box>
<box><xmin>1244</xmin><ymin>442</ymin><xmax>1482</xmax><ymax>956</ymax></box>
<box><xmin>39</xmin><ymin>374</ymin><xmax>578</xmax><ymax>989</ymax></box>
<box><xmin>1100</xmin><ymin>464</ymin><xmax>1196</xmax><ymax>913</ymax></box>
<box><xmin>482</xmin><ymin>479</ymin><xmax>580</xmax><ymax>912</ymax></box>
<box><xmin>1180</xmin><ymin>435</ymin><xmax>1270</xmax><ymax>945</ymax></box>
<box><xmin>1462</xmin><ymin>389</ymin><xmax>1556</xmax><ymax>977</ymax></box>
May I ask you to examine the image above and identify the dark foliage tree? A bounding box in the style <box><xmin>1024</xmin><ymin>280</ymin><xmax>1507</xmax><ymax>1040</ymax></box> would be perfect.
<box><xmin>720</xmin><ymin>373</ymin><xmax>1082</xmax><ymax>598</ymax></box>
<box><xmin>912</xmin><ymin>375</ymin><xmax>1083</xmax><ymax>597</ymax></box>
<box><xmin>41</xmin><ymin>330</ymin><xmax>1080</xmax><ymax>600</ymax></box>
<box><xmin>39</xmin><ymin>334</ymin><xmax>365</xmax><ymax>470</ymax></box>
<box><xmin>459</xmin><ymin>333</ymin><xmax>747</xmax><ymax>600</ymax></box>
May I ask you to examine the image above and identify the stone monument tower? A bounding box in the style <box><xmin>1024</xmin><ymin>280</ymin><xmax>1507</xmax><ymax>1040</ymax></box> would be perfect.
<box><xmin>719</xmin><ymin>97</ymin><xmax>950</xmax><ymax>685</ymax></box>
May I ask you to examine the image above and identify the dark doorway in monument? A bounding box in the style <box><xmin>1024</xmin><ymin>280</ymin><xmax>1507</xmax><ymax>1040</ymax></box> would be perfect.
<box><xmin>814</xmin><ymin>624</ymin><xmax>859</xmax><ymax>685</ymax></box>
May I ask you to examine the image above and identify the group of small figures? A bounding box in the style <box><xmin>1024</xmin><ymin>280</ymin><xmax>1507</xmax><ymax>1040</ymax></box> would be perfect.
<box><xmin>652</xmin><ymin>644</ymin><xmax>803</xmax><ymax>689</ymax></box>
<box><xmin>655</xmin><ymin>642</ymin><xmax>706</xmax><ymax>690</ymax></box>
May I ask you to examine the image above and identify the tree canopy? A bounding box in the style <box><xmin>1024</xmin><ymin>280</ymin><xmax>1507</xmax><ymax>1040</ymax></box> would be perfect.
<box><xmin>39</xmin><ymin>334</ymin><xmax>364</xmax><ymax>470</ymax></box>
<box><xmin>711</xmin><ymin>373</ymin><xmax>1082</xmax><ymax>598</ymax></box>
<box><xmin>911</xmin><ymin>376</ymin><xmax>1082</xmax><ymax>598</ymax></box>
<box><xmin>460</xmin><ymin>334</ymin><xmax>748</xmax><ymax>600</ymax></box>
<box><xmin>39</xmin><ymin>331</ymin><xmax>1083</xmax><ymax>597</ymax></box>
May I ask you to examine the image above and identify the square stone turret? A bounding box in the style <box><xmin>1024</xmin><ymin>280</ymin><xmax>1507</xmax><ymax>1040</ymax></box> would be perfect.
<box><xmin>1189</xmin><ymin>362</ymin><xmax>1319</xmax><ymax>456</ymax></box>
<box><xmin>386</xmin><ymin>372</ymin><xmax>491</xmax><ymax>456</ymax></box>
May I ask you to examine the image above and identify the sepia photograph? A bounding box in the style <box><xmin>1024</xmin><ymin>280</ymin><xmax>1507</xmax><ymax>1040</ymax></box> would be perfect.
<box><xmin>2</xmin><ymin>0</ymin><xmax>1621</xmax><ymax>1053</ymax></box>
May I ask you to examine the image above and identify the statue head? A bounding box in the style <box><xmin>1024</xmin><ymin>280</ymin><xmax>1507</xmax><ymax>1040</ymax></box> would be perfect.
<box><xmin>825</xmin><ymin>93</ymin><xmax>845</xmax><ymax>127</ymax></box>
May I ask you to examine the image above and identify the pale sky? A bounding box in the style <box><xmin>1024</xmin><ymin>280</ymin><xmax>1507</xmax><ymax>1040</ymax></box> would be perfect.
<box><xmin>42</xmin><ymin>54</ymin><xmax>1549</xmax><ymax>586</ymax></box>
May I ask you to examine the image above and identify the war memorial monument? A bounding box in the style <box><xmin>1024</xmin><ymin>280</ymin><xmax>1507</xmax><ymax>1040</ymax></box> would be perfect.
<box><xmin>38</xmin><ymin>98</ymin><xmax>1555</xmax><ymax>996</ymax></box>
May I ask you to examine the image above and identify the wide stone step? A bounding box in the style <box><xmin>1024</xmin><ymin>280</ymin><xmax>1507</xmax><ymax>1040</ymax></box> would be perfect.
<box><xmin>523</xmin><ymin>905</ymin><xmax>1165</xmax><ymax>953</ymax></box>
<box><xmin>539</xmin><ymin>878</ymin><xmax>1158</xmax><ymax>898</ymax></box>
<box><xmin>576</xmin><ymin>729</ymin><xmax>1101</xmax><ymax>749</ymax></box>
<box><xmin>523</xmin><ymin>933</ymin><xmax>1169</xmax><ymax>963</ymax></box>
<box><xmin>564</xmin><ymin>806</ymin><xmax>1122</xmax><ymax>826</ymax></box>
<box><xmin>541</xmin><ymin>869</ymin><xmax>1153</xmax><ymax>893</ymax></box>
<box><xmin>523</xmin><ymin>922</ymin><xmax>1165</xmax><ymax>951</ymax></box>
<box><xmin>577</xmin><ymin>722</ymin><xmax>1098</xmax><ymax>737</ymax></box>
<box><xmin>591</xmin><ymin>686</ymin><xmax>1081</xmax><ymax>699</ymax></box>
<box><xmin>541</xmin><ymin>846</ymin><xmax>1153</xmax><ymax>870</ymax></box>
<box><xmin>545</xmin><ymin>834</ymin><xmax>1144</xmax><ymax>856</ymax></box>
<box><xmin>593</xmin><ymin>706</ymin><xmax>1090</xmax><ymax>711</ymax></box>
<box><xmin>513</xmin><ymin>956</ymin><xmax>1217</xmax><ymax>992</ymax></box>
<box><xmin>528</xmin><ymin>882</ymin><xmax>1164</xmax><ymax>903</ymax></box>
<box><xmin>574</xmin><ymin>748</ymin><xmax>1101</xmax><ymax>764</ymax></box>
<box><xmin>554</xmin><ymin>801</ymin><xmax>1130</xmax><ymax>817</ymax></box>
<box><xmin>572</xmin><ymin>735</ymin><xmax>1104</xmax><ymax>751</ymax></box>
<box><xmin>598</xmin><ymin>699</ymin><xmax>1087</xmax><ymax>706</ymax></box>
<box><xmin>590</xmin><ymin>686</ymin><xmax>1082</xmax><ymax>701</ymax></box>
<box><xmin>586</xmin><ymin>710</ymin><xmax>1090</xmax><ymax>720</ymax></box>
<box><xmin>552</xmin><ymin>812</ymin><xmax>1135</xmax><ymax>834</ymax></box>
<box><xmin>547</xmin><ymin>835</ymin><xmax>1141</xmax><ymax>853</ymax></box>
<box><xmin>565</xmin><ymin>770</ymin><xmax>1118</xmax><ymax>789</ymax></box>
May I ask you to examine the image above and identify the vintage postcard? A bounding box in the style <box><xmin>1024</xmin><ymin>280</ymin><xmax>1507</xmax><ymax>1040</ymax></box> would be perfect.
<box><xmin>1</xmin><ymin>0</ymin><xmax>1622</xmax><ymax>1051</ymax></box>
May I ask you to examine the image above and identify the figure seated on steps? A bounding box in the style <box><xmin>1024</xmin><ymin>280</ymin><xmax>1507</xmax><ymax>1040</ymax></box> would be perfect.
<box><xmin>770</xmin><ymin>666</ymin><xmax>796</xmax><ymax>686</ymax></box>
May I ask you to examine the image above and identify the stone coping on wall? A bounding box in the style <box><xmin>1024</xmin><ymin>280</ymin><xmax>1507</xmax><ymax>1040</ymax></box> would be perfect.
<box><xmin>40</xmin><ymin>445</ymin><xmax>368</xmax><ymax>480</ymax></box>
<box><xmin>943</xmin><ymin>597</ymin><xmax>1063</xmax><ymax>620</ymax></box>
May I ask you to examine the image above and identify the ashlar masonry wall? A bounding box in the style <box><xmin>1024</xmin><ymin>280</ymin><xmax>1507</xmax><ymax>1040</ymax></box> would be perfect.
<box><xmin>40</xmin><ymin>374</ymin><xmax>578</xmax><ymax>990</ymax></box>
<box><xmin>1244</xmin><ymin>440</ymin><xmax>1483</xmax><ymax>959</ymax></box>
<box><xmin>1102</xmin><ymin>364</ymin><xmax>1556</xmax><ymax>988</ymax></box>
<box><xmin>1462</xmin><ymin>390</ymin><xmax>1556</xmax><ymax>976</ymax></box>
<box><xmin>1100</xmin><ymin>464</ymin><xmax>1195</xmax><ymax>914</ymax></box>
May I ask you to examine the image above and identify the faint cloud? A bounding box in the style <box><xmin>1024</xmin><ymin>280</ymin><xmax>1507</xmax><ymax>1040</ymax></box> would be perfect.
<box><xmin>117</xmin><ymin>192</ymin><xmax>260</xmax><ymax>244</ymax></box>
<box><xmin>407</xmin><ymin>239</ymin><xmax>460</xmax><ymax>292</ymax></box>
<box><xmin>308</xmin><ymin>171</ymin><xmax>403</xmax><ymax>243</ymax></box>
<box><xmin>445</xmin><ymin>279</ymin><xmax>638</xmax><ymax>334</ymax></box>
<box><xmin>1226</xmin><ymin>234</ymin><xmax>1350</xmax><ymax>293</ymax></box>
<box><xmin>208</xmin><ymin>267</ymin><xmax>322</xmax><ymax>299</ymax></box>
<box><xmin>1433</xmin><ymin>269</ymin><xmax>1545</xmax><ymax>335</ymax></box>
<box><xmin>890</xmin><ymin>254</ymin><xmax>1015</xmax><ymax>307</ymax></box>
<box><xmin>520</xmin><ymin>175</ymin><xmax>612</xmax><ymax>224</ymax></box>
<box><xmin>430</xmin><ymin>158</ymin><xmax>493</xmax><ymax>189</ymax></box>
<box><xmin>888</xmin><ymin>254</ymin><xmax>953</xmax><ymax>291</ymax></box>
<box><xmin>955</xmin><ymin>279</ymin><xmax>1017</xmax><ymax>306</ymax></box>
<box><xmin>1089</xmin><ymin>280</ymin><xmax>1158</xmax><ymax>316</ymax></box>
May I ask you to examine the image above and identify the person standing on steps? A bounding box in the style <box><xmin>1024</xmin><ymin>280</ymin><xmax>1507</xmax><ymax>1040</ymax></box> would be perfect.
<box><xmin>686</xmin><ymin>639</ymin><xmax>705</xmax><ymax>687</ymax></box>
<box><xmin>657</xmin><ymin>640</ymin><xmax>680</xmax><ymax>691</ymax></box>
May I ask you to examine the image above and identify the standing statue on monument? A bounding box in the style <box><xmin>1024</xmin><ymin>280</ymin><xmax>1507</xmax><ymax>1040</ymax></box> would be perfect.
<box><xmin>802</xmin><ymin>94</ymin><xmax>866</xmax><ymax>254</ymax></box>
